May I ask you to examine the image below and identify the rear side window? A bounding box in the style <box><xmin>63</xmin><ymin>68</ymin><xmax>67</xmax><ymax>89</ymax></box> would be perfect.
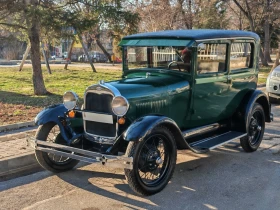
<box><xmin>230</xmin><ymin>43</ymin><xmax>253</xmax><ymax>71</ymax></box>
<box><xmin>197</xmin><ymin>43</ymin><xmax>227</xmax><ymax>74</ymax></box>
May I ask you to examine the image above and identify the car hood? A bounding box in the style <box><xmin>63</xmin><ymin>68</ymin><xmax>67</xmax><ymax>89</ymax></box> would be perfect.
<box><xmin>107</xmin><ymin>72</ymin><xmax>189</xmax><ymax>100</ymax></box>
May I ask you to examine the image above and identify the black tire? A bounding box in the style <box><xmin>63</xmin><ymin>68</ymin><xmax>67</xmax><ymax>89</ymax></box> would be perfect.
<box><xmin>240</xmin><ymin>103</ymin><xmax>265</xmax><ymax>152</ymax></box>
<box><xmin>35</xmin><ymin>122</ymin><xmax>79</xmax><ymax>173</ymax></box>
<box><xmin>124</xmin><ymin>126</ymin><xmax>177</xmax><ymax>196</ymax></box>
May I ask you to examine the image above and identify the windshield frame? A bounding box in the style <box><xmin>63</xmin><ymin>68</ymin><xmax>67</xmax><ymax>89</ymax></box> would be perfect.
<box><xmin>122</xmin><ymin>45</ymin><xmax>194</xmax><ymax>74</ymax></box>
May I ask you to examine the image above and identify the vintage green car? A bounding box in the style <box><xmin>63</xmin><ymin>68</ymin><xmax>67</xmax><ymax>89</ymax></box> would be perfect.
<box><xmin>28</xmin><ymin>30</ymin><xmax>273</xmax><ymax>196</ymax></box>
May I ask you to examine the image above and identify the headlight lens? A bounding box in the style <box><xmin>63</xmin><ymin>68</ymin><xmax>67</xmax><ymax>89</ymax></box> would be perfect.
<box><xmin>63</xmin><ymin>91</ymin><xmax>79</xmax><ymax>110</ymax></box>
<box><xmin>271</xmin><ymin>71</ymin><xmax>280</xmax><ymax>79</ymax></box>
<box><xmin>112</xmin><ymin>96</ymin><xmax>129</xmax><ymax>116</ymax></box>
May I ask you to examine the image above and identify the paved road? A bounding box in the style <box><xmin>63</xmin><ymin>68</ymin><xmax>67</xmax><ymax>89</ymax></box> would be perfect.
<box><xmin>0</xmin><ymin>99</ymin><xmax>280</xmax><ymax>210</ymax></box>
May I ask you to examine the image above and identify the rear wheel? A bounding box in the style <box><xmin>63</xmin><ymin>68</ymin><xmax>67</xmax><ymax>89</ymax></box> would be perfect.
<box><xmin>124</xmin><ymin>126</ymin><xmax>177</xmax><ymax>196</ymax></box>
<box><xmin>240</xmin><ymin>103</ymin><xmax>265</xmax><ymax>152</ymax></box>
<box><xmin>35</xmin><ymin>122</ymin><xmax>79</xmax><ymax>173</ymax></box>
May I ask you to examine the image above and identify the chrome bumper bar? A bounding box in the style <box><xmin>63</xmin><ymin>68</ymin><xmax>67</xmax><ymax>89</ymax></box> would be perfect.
<box><xmin>27</xmin><ymin>137</ymin><xmax>133</xmax><ymax>170</ymax></box>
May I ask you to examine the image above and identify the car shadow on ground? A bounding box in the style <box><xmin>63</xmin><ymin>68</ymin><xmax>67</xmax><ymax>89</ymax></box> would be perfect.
<box><xmin>56</xmin><ymin>143</ymin><xmax>259</xmax><ymax>209</ymax></box>
<box><xmin>0</xmin><ymin>90</ymin><xmax>61</xmax><ymax>107</ymax></box>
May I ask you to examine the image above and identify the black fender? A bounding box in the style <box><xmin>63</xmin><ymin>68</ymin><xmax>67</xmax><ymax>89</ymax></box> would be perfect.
<box><xmin>122</xmin><ymin>115</ymin><xmax>189</xmax><ymax>150</ymax></box>
<box><xmin>34</xmin><ymin>104</ymin><xmax>70</xmax><ymax>142</ymax></box>
<box><xmin>233</xmin><ymin>89</ymin><xmax>271</xmax><ymax>132</ymax></box>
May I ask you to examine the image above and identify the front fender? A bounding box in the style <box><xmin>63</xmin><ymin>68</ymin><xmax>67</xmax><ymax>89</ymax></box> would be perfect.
<box><xmin>35</xmin><ymin>104</ymin><xmax>67</xmax><ymax>125</ymax></box>
<box><xmin>35</xmin><ymin>104</ymin><xmax>70</xmax><ymax>141</ymax></box>
<box><xmin>123</xmin><ymin>115</ymin><xmax>189</xmax><ymax>149</ymax></box>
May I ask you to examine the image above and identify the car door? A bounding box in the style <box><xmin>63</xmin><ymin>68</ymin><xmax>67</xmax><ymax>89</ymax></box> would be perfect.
<box><xmin>191</xmin><ymin>41</ymin><xmax>232</xmax><ymax>127</ymax></box>
<box><xmin>226</xmin><ymin>41</ymin><xmax>257</xmax><ymax>113</ymax></box>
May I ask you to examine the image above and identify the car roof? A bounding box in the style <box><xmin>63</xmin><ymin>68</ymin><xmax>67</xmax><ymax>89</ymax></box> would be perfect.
<box><xmin>123</xmin><ymin>29</ymin><xmax>260</xmax><ymax>41</ymax></box>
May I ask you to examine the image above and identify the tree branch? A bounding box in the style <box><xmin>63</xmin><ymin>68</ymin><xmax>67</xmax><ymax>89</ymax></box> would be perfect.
<box><xmin>0</xmin><ymin>22</ymin><xmax>27</xmax><ymax>30</ymax></box>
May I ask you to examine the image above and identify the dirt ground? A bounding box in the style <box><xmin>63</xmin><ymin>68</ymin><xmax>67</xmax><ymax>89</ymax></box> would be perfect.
<box><xmin>0</xmin><ymin>102</ymin><xmax>42</xmax><ymax>125</ymax></box>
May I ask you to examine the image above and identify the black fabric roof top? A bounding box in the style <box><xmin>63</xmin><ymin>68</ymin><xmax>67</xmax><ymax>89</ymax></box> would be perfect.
<box><xmin>123</xmin><ymin>29</ymin><xmax>260</xmax><ymax>41</ymax></box>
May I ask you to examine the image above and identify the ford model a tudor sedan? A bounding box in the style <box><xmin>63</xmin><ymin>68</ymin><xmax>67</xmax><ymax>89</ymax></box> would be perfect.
<box><xmin>28</xmin><ymin>30</ymin><xmax>273</xmax><ymax>195</ymax></box>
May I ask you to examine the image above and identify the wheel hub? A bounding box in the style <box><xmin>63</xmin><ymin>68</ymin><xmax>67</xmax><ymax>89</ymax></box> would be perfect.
<box><xmin>139</xmin><ymin>149</ymin><xmax>161</xmax><ymax>172</ymax></box>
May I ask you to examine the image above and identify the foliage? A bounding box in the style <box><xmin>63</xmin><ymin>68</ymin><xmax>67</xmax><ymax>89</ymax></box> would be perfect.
<box><xmin>0</xmin><ymin>0</ymin><xmax>138</xmax><ymax>95</ymax></box>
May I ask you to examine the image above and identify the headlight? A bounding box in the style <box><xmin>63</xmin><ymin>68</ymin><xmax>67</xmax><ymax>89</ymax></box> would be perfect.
<box><xmin>271</xmin><ymin>71</ymin><xmax>280</xmax><ymax>79</ymax></box>
<box><xmin>63</xmin><ymin>91</ymin><xmax>79</xmax><ymax>110</ymax></box>
<box><xmin>112</xmin><ymin>96</ymin><xmax>129</xmax><ymax>116</ymax></box>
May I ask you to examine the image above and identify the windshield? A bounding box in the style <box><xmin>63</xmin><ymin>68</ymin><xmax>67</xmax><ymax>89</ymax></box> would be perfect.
<box><xmin>123</xmin><ymin>46</ymin><xmax>192</xmax><ymax>73</ymax></box>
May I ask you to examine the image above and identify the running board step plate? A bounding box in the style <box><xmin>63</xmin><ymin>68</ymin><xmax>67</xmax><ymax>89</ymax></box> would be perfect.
<box><xmin>189</xmin><ymin>131</ymin><xmax>247</xmax><ymax>150</ymax></box>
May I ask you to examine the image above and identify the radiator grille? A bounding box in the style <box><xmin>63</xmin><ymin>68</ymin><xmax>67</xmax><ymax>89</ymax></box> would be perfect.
<box><xmin>85</xmin><ymin>92</ymin><xmax>113</xmax><ymax>114</ymax></box>
<box><xmin>84</xmin><ymin>90</ymin><xmax>116</xmax><ymax>138</ymax></box>
<box><xmin>85</xmin><ymin>121</ymin><xmax>116</xmax><ymax>137</ymax></box>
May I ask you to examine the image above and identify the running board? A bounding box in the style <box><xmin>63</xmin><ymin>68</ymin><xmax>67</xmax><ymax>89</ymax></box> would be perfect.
<box><xmin>189</xmin><ymin>131</ymin><xmax>247</xmax><ymax>151</ymax></box>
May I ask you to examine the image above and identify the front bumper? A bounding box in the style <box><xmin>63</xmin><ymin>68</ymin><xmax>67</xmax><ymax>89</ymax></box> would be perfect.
<box><xmin>27</xmin><ymin>136</ymin><xmax>133</xmax><ymax>170</ymax></box>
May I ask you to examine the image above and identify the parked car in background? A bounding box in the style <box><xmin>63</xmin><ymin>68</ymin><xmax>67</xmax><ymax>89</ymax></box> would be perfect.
<box><xmin>62</xmin><ymin>52</ymin><xmax>68</xmax><ymax>59</ymax></box>
<box><xmin>28</xmin><ymin>29</ymin><xmax>273</xmax><ymax>196</ymax></box>
<box><xmin>78</xmin><ymin>51</ymin><xmax>108</xmax><ymax>63</ymax></box>
<box><xmin>78</xmin><ymin>54</ymin><xmax>88</xmax><ymax>62</ymax></box>
<box><xmin>266</xmin><ymin>65</ymin><xmax>280</xmax><ymax>103</ymax></box>
<box><xmin>90</xmin><ymin>51</ymin><xmax>108</xmax><ymax>63</ymax></box>
<box><xmin>50</xmin><ymin>54</ymin><xmax>56</xmax><ymax>60</ymax></box>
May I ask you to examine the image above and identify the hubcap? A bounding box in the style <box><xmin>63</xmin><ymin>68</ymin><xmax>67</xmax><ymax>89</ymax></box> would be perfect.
<box><xmin>248</xmin><ymin>110</ymin><xmax>263</xmax><ymax>146</ymax></box>
<box><xmin>156</xmin><ymin>157</ymin><xmax>163</xmax><ymax>165</ymax></box>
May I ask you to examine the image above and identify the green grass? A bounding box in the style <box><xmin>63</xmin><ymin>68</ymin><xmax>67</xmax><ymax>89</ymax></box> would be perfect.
<box><xmin>258</xmin><ymin>66</ymin><xmax>272</xmax><ymax>84</ymax></box>
<box><xmin>0</xmin><ymin>66</ymin><xmax>122</xmax><ymax>107</ymax></box>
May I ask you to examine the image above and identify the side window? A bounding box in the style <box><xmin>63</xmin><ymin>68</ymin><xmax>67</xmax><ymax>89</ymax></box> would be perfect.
<box><xmin>197</xmin><ymin>43</ymin><xmax>227</xmax><ymax>74</ymax></box>
<box><xmin>230</xmin><ymin>42</ymin><xmax>253</xmax><ymax>71</ymax></box>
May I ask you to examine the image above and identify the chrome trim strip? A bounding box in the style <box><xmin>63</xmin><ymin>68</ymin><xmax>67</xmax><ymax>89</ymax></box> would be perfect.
<box><xmin>83</xmin><ymin>112</ymin><xmax>113</xmax><ymax>124</ymax></box>
<box><xmin>27</xmin><ymin>138</ymin><xmax>133</xmax><ymax>170</ymax></box>
<box><xmin>209</xmin><ymin>133</ymin><xmax>246</xmax><ymax>150</ymax></box>
<box><xmin>104</xmin><ymin>83</ymin><xmax>121</xmax><ymax>96</ymax></box>
<box><xmin>85</xmin><ymin>83</ymin><xmax>121</xmax><ymax>97</ymax></box>
<box><xmin>196</xmin><ymin>37</ymin><xmax>255</xmax><ymax>42</ymax></box>
<box><xmin>84</xmin><ymin>133</ymin><xmax>116</xmax><ymax>144</ymax></box>
<box><xmin>189</xmin><ymin>132</ymin><xmax>247</xmax><ymax>150</ymax></box>
<box><xmin>183</xmin><ymin>123</ymin><xmax>221</xmax><ymax>139</ymax></box>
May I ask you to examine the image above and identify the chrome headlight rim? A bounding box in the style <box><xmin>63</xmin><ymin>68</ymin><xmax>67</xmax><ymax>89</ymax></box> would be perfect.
<box><xmin>111</xmin><ymin>96</ymin><xmax>129</xmax><ymax>116</ymax></box>
<box><xmin>63</xmin><ymin>91</ymin><xmax>79</xmax><ymax>110</ymax></box>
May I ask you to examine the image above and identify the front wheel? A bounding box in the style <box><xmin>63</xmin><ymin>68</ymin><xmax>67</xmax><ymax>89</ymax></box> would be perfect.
<box><xmin>35</xmin><ymin>122</ymin><xmax>80</xmax><ymax>173</ymax></box>
<box><xmin>124</xmin><ymin>126</ymin><xmax>177</xmax><ymax>196</ymax></box>
<box><xmin>240</xmin><ymin>103</ymin><xmax>265</xmax><ymax>152</ymax></box>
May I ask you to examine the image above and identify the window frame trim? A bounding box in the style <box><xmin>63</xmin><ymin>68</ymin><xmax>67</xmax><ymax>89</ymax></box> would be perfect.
<box><xmin>229</xmin><ymin>40</ymin><xmax>255</xmax><ymax>73</ymax></box>
<box><xmin>195</xmin><ymin>40</ymin><xmax>230</xmax><ymax>78</ymax></box>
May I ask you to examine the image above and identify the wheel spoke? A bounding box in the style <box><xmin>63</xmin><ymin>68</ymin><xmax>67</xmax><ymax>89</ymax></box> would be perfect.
<box><xmin>136</xmin><ymin>133</ymin><xmax>171</xmax><ymax>186</ymax></box>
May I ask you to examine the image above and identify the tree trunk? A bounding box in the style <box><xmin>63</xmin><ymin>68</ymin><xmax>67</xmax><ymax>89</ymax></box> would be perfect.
<box><xmin>259</xmin><ymin>48</ymin><xmax>269</xmax><ymax>67</ymax></box>
<box><xmin>29</xmin><ymin>17</ymin><xmax>48</xmax><ymax>95</ymax></box>
<box><xmin>78</xmin><ymin>33</ymin><xmax>96</xmax><ymax>72</ymax></box>
<box><xmin>64</xmin><ymin>40</ymin><xmax>75</xmax><ymax>70</ymax></box>
<box><xmin>264</xmin><ymin>19</ymin><xmax>272</xmax><ymax>62</ymax></box>
<box><xmin>271</xmin><ymin>42</ymin><xmax>280</xmax><ymax>72</ymax></box>
<box><xmin>19</xmin><ymin>44</ymin><xmax>30</xmax><ymax>71</ymax></box>
<box><xmin>96</xmin><ymin>39</ymin><xmax>112</xmax><ymax>62</ymax></box>
<box><xmin>41</xmin><ymin>43</ymin><xmax>51</xmax><ymax>74</ymax></box>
